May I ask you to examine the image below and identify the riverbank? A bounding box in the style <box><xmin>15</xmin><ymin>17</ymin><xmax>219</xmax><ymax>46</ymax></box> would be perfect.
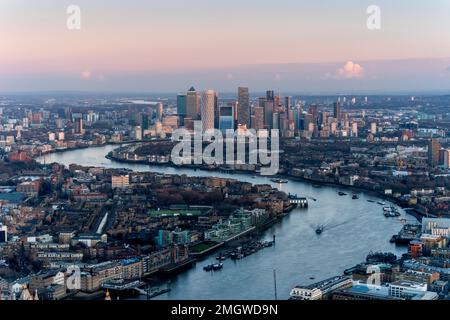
<box><xmin>36</xmin><ymin>144</ymin><xmax>408</xmax><ymax>300</ymax></box>
<box><xmin>106</xmin><ymin>146</ymin><xmax>426</xmax><ymax>222</ymax></box>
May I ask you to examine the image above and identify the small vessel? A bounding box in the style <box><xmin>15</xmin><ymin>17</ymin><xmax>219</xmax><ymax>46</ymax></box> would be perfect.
<box><xmin>316</xmin><ymin>226</ymin><xmax>324</xmax><ymax>234</ymax></box>
<box><xmin>204</xmin><ymin>263</ymin><xmax>224</xmax><ymax>271</ymax></box>
<box><xmin>203</xmin><ymin>264</ymin><xmax>214</xmax><ymax>271</ymax></box>
<box><xmin>271</xmin><ymin>178</ymin><xmax>288</xmax><ymax>184</ymax></box>
<box><xmin>352</xmin><ymin>194</ymin><xmax>359</xmax><ymax>200</ymax></box>
<box><xmin>212</xmin><ymin>263</ymin><xmax>223</xmax><ymax>271</ymax></box>
<box><xmin>338</xmin><ymin>191</ymin><xmax>347</xmax><ymax>196</ymax></box>
<box><xmin>367</xmin><ymin>200</ymin><xmax>375</xmax><ymax>203</ymax></box>
<box><xmin>377</xmin><ymin>201</ymin><xmax>386</xmax><ymax>205</ymax></box>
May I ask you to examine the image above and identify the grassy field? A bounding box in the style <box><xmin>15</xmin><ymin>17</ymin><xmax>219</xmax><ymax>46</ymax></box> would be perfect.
<box><xmin>189</xmin><ymin>241</ymin><xmax>219</xmax><ymax>253</ymax></box>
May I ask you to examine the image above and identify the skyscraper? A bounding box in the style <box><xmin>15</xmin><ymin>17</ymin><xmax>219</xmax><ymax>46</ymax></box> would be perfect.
<box><xmin>219</xmin><ymin>104</ymin><xmax>234</xmax><ymax>133</ymax></box>
<box><xmin>200</xmin><ymin>90</ymin><xmax>216</xmax><ymax>132</ymax></box>
<box><xmin>264</xmin><ymin>100</ymin><xmax>274</xmax><ymax>129</ymax></box>
<box><xmin>177</xmin><ymin>93</ymin><xmax>187</xmax><ymax>125</ymax></box>
<box><xmin>237</xmin><ymin>87</ymin><xmax>250</xmax><ymax>128</ymax></box>
<box><xmin>177</xmin><ymin>93</ymin><xmax>187</xmax><ymax>115</ymax></box>
<box><xmin>252</xmin><ymin>106</ymin><xmax>264</xmax><ymax>130</ymax></box>
<box><xmin>186</xmin><ymin>86</ymin><xmax>199</xmax><ymax>119</ymax></box>
<box><xmin>74</xmin><ymin>118</ymin><xmax>84</xmax><ymax>135</ymax></box>
<box><xmin>428</xmin><ymin>138</ymin><xmax>441</xmax><ymax>166</ymax></box>
<box><xmin>141</xmin><ymin>114</ymin><xmax>150</xmax><ymax>130</ymax></box>
<box><xmin>333</xmin><ymin>102</ymin><xmax>342</xmax><ymax>122</ymax></box>
<box><xmin>156</xmin><ymin>103</ymin><xmax>163</xmax><ymax>120</ymax></box>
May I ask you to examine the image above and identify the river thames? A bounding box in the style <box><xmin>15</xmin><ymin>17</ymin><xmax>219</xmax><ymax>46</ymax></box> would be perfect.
<box><xmin>37</xmin><ymin>145</ymin><xmax>411</xmax><ymax>300</ymax></box>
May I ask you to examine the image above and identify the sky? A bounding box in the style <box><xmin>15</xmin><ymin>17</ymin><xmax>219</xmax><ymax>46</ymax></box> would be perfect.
<box><xmin>1</xmin><ymin>0</ymin><xmax>450</xmax><ymax>93</ymax></box>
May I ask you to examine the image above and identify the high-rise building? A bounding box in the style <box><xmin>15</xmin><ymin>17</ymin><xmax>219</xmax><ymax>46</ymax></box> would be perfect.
<box><xmin>219</xmin><ymin>104</ymin><xmax>234</xmax><ymax>133</ymax></box>
<box><xmin>74</xmin><ymin>118</ymin><xmax>84</xmax><ymax>135</ymax></box>
<box><xmin>428</xmin><ymin>138</ymin><xmax>441</xmax><ymax>166</ymax></box>
<box><xmin>264</xmin><ymin>100</ymin><xmax>274</xmax><ymax>129</ymax></box>
<box><xmin>186</xmin><ymin>86</ymin><xmax>199</xmax><ymax>119</ymax></box>
<box><xmin>200</xmin><ymin>90</ymin><xmax>216</xmax><ymax>132</ymax></box>
<box><xmin>301</xmin><ymin>113</ymin><xmax>314</xmax><ymax>131</ymax></box>
<box><xmin>0</xmin><ymin>224</ymin><xmax>7</xmax><ymax>243</ymax></box>
<box><xmin>156</xmin><ymin>103</ymin><xmax>163</xmax><ymax>120</ymax></box>
<box><xmin>237</xmin><ymin>87</ymin><xmax>250</xmax><ymax>128</ymax></box>
<box><xmin>177</xmin><ymin>93</ymin><xmax>187</xmax><ymax>117</ymax></box>
<box><xmin>141</xmin><ymin>114</ymin><xmax>150</xmax><ymax>130</ymax></box>
<box><xmin>351</xmin><ymin>122</ymin><xmax>358</xmax><ymax>137</ymax></box>
<box><xmin>252</xmin><ymin>106</ymin><xmax>264</xmax><ymax>130</ymax></box>
<box><xmin>308</xmin><ymin>104</ymin><xmax>319</xmax><ymax>123</ymax></box>
<box><xmin>177</xmin><ymin>93</ymin><xmax>187</xmax><ymax>126</ymax></box>
<box><xmin>266</xmin><ymin>90</ymin><xmax>274</xmax><ymax>102</ymax></box>
<box><xmin>333</xmin><ymin>102</ymin><xmax>342</xmax><ymax>122</ymax></box>
<box><xmin>134</xmin><ymin>126</ymin><xmax>143</xmax><ymax>140</ymax></box>
<box><xmin>439</xmin><ymin>149</ymin><xmax>450</xmax><ymax>168</ymax></box>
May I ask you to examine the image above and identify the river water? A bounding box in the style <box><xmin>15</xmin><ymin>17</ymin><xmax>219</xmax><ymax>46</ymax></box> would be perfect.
<box><xmin>37</xmin><ymin>145</ymin><xmax>410</xmax><ymax>300</ymax></box>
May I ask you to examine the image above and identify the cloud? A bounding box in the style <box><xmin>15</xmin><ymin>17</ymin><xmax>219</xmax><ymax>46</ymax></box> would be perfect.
<box><xmin>80</xmin><ymin>71</ymin><xmax>92</xmax><ymax>79</ymax></box>
<box><xmin>334</xmin><ymin>61</ymin><xmax>364</xmax><ymax>79</ymax></box>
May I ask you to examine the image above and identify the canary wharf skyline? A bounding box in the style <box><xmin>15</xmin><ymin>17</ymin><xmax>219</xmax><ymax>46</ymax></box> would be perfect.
<box><xmin>1</xmin><ymin>0</ymin><xmax>450</xmax><ymax>92</ymax></box>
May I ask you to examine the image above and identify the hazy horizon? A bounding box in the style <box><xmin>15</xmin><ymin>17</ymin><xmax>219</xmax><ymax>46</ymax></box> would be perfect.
<box><xmin>2</xmin><ymin>0</ymin><xmax>450</xmax><ymax>92</ymax></box>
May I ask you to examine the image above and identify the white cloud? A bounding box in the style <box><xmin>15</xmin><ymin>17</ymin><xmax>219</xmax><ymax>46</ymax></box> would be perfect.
<box><xmin>333</xmin><ymin>61</ymin><xmax>364</xmax><ymax>79</ymax></box>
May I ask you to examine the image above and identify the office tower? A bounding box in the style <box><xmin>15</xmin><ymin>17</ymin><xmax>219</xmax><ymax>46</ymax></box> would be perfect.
<box><xmin>274</xmin><ymin>95</ymin><xmax>281</xmax><ymax>111</ymax></box>
<box><xmin>333</xmin><ymin>102</ymin><xmax>342</xmax><ymax>122</ymax></box>
<box><xmin>308</xmin><ymin>104</ymin><xmax>319</xmax><ymax>123</ymax></box>
<box><xmin>264</xmin><ymin>100</ymin><xmax>274</xmax><ymax>129</ymax></box>
<box><xmin>186</xmin><ymin>86</ymin><xmax>199</xmax><ymax>119</ymax></box>
<box><xmin>266</xmin><ymin>90</ymin><xmax>274</xmax><ymax>102</ymax></box>
<box><xmin>177</xmin><ymin>94</ymin><xmax>187</xmax><ymax>116</ymax></box>
<box><xmin>285</xmin><ymin>96</ymin><xmax>292</xmax><ymax>110</ymax></box>
<box><xmin>285</xmin><ymin>96</ymin><xmax>292</xmax><ymax>120</ymax></box>
<box><xmin>219</xmin><ymin>104</ymin><xmax>234</xmax><ymax>133</ymax></box>
<box><xmin>230</xmin><ymin>101</ymin><xmax>239</xmax><ymax>122</ymax></box>
<box><xmin>252</xmin><ymin>106</ymin><xmax>264</xmax><ymax>130</ymax></box>
<box><xmin>319</xmin><ymin>111</ymin><xmax>328</xmax><ymax>127</ymax></box>
<box><xmin>141</xmin><ymin>114</ymin><xmax>150</xmax><ymax>130</ymax></box>
<box><xmin>439</xmin><ymin>149</ymin><xmax>450</xmax><ymax>168</ymax></box>
<box><xmin>351</xmin><ymin>122</ymin><xmax>358</xmax><ymax>137</ymax></box>
<box><xmin>200</xmin><ymin>90</ymin><xmax>216</xmax><ymax>132</ymax></box>
<box><xmin>214</xmin><ymin>92</ymin><xmax>219</xmax><ymax>129</ymax></box>
<box><xmin>330</xmin><ymin>122</ymin><xmax>337</xmax><ymax>135</ymax></box>
<box><xmin>272</xmin><ymin>112</ymin><xmax>279</xmax><ymax>130</ymax></box>
<box><xmin>177</xmin><ymin>93</ymin><xmax>187</xmax><ymax>125</ymax></box>
<box><xmin>301</xmin><ymin>113</ymin><xmax>314</xmax><ymax>131</ymax></box>
<box><xmin>0</xmin><ymin>225</ymin><xmax>7</xmax><ymax>243</ymax></box>
<box><xmin>156</xmin><ymin>103</ymin><xmax>163</xmax><ymax>120</ymax></box>
<box><xmin>74</xmin><ymin>118</ymin><xmax>84</xmax><ymax>134</ymax></box>
<box><xmin>279</xmin><ymin>112</ymin><xmax>288</xmax><ymax>134</ymax></box>
<box><xmin>134</xmin><ymin>126</ymin><xmax>142</xmax><ymax>140</ymax></box>
<box><xmin>237</xmin><ymin>87</ymin><xmax>250</xmax><ymax>128</ymax></box>
<box><xmin>428</xmin><ymin>138</ymin><xmax>441</xmax><ymax>166</ymax></box>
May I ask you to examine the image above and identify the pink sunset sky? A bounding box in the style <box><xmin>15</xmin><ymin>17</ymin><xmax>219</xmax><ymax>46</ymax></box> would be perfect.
<box><xmin>1</xmin><ymin>0</ymin><xmax>450</xmax><ymax>92</ymax></box>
